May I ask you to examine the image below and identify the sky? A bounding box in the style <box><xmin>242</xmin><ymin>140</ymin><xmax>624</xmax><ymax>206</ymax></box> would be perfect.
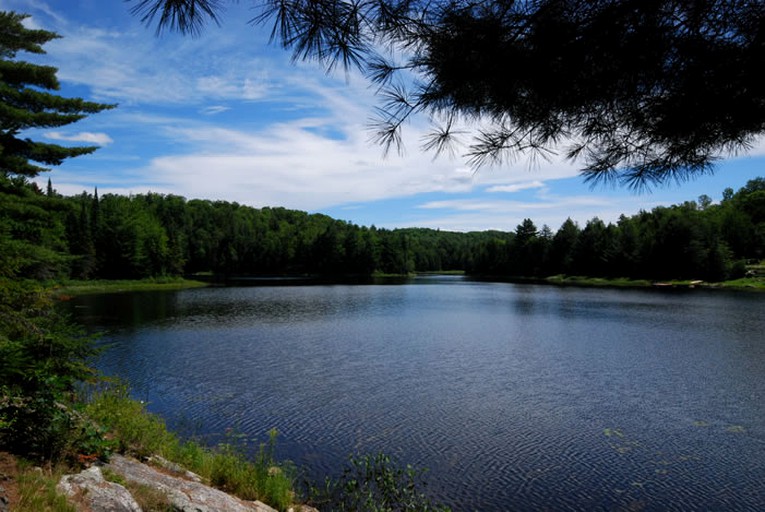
<box><xmin>5</xmin><ymin>0</ymin><xmax>765</xmax><ymax>232</ymax></box>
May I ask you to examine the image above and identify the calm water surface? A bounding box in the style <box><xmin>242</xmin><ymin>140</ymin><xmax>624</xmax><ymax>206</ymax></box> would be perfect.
<box><xmin>67</xmin><ymin>276</ymin><xmax>765</xmax><ymax>511</ymax></box>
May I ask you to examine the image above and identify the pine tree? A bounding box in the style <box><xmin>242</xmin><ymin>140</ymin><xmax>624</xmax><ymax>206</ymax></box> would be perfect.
<box><xmin>132</xmin><ymin>1</ymin><xmax>765</xmax><ymax>188</ymax></box>
<box><xmin>0</xmin><ymin>11</ymin><xmax>115</xmax><ymax>179</ymax></box>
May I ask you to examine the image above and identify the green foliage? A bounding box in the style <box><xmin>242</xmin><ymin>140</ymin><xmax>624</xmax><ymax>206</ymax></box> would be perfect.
<box><xmin>81</xmin><ymin>385</ymin><xmax>178</xmax><ymax>458</ymax></box>
<box><xmin>2</xmin><ymin>176</ymin><xmax>765</xmax><ymax>284</ymax></box>
<box><xmin>0</xmin><ymin>278</ymin><xmax>99</xmax><ymax>460</ymax></box>
<box><xmin>0</xmin><ymin>11</ymin><xmax>115</xmax><ymax>178</ymax></box>
<box><xmin>0</xmin><ymin>186</ymin><xmax>498</xmax><ymax>280</ymax></box>
<box><xmin>0</xmin><ymin>181</ymin><xmax>71</xmax><ymax>279</ymax></box>
<box><xmin>309</xmin><ymin>452</ymin><xmax>450</xmax><ymax>512</ymax></box>
<box><xmin>83</xmin><ymin>386</ymin><xmax>296</xmax><ymax>510</ymax></box>
<box><xmin>14</xmin><ymin>460</ymin><xmax>78</xmax><ymax>512</ymax></box>
<box><xmin>470</xmin><ymin>178</ymin><xmax>765</xmax><ymax>282</ymax></box>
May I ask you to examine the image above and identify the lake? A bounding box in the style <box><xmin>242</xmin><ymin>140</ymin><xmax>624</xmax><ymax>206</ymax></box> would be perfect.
<box><xmin>66</xmin><ymin>276</ymin><xmax>765</xmax><ymax>511</ymax></box>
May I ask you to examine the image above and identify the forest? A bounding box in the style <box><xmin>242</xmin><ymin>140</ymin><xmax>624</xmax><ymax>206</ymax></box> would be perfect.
<box><xmin>2</xmin><ymin>175</ymin><xmax>764</xmax><ymax>283</ymax></box>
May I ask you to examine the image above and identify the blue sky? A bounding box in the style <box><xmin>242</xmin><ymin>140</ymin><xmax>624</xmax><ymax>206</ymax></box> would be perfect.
<box><xmin>6</xmin><ymin>0</ymin><xmax>765</xmax><ymax>232</ymax></box>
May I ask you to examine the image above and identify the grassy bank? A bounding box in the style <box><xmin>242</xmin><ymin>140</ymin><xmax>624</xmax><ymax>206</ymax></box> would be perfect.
<box><xmin>80</xmin><ymin>386</ymin><xmax>296</xmax><ymax>510</ymax></box>
<box><xmin>544</xmin><ymin>275</ymin><xmax>654</xmax><ymax>288</ymax></box>
<box><xmin>3</xmin><ymin>386</ymin><xmax>296</xmax><ymax>511</ymax></box>
<box><xmin>50</xmin><ymin>277</ymin><xmax>209</xmax><ymax>297</ymax></box>
<box><xmin>48</xmin><ymin>272</ymin><xmax>765</xmax><ymax>296</ymax></box>
<box><xmin>5</xmin><ymin>384</ymin><xmax>451</xmax><ymax>511</ymax></box>
<box><xmin>543</xmin><ymin>274</ymin><xmax>765</xmax><ymax>290</ymax></box>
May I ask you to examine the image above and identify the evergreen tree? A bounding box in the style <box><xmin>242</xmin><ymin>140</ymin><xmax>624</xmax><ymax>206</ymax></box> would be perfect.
<box><xmin>549</xmin><ymin>218</ymin><xmax>580</xmax><ymax>275</ymax></box>
<box><xmin>0</xmin><ymin>11</ymin><xmax>115</xmax><ymax>179</ymax></box>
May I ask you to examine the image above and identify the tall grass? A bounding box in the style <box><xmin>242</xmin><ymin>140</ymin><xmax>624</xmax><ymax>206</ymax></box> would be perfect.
<box><xmin>81</xmin><ymin>386</ymin><xmax>295</xmax><ymax>510</ymax></box>
<box><xmin>14</xmin><ymin>461</ymin><xmax>77</xmax><ymax>512</ymax></box>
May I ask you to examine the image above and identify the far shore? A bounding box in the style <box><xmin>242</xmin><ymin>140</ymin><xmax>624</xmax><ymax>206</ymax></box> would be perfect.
<box><xmin>48</xmin><ymin>271</ymin><xmax>765</xmax><ymax>299</ymax></box>
<box><xmin>50</xmin><ymin>277</ymin><xmax>209</xmax><ymax>297</ymax></box>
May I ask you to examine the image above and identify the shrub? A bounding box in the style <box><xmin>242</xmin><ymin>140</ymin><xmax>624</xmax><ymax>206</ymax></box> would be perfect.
<box><xmin>309</xmin><ymin>452</ymin><xmax>451</xmax><ymax>512</ymax></box>
<box><xmin>0</xmin><ymin>279</ymin><xmax>99</xmax><ymax>460</ymax></box>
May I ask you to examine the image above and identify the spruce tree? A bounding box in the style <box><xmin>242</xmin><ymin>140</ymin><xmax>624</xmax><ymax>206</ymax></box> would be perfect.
<box><xmin>0</xmin><ymin>11</ymin><xmax>115</xmax><ymax>179</ymax></box>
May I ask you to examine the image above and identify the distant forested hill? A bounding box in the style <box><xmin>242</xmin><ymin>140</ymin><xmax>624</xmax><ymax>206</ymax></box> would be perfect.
<box><xmin>1</xmin><ymin>177</ymin><xmax>763</xmax><ymax>282</ymax></box>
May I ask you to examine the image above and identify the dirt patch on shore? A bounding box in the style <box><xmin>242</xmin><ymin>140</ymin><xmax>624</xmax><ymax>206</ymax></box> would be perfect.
<box><xmin>0</xmin><ymin>452</ymin><xmax>20</xmax><ymax>510</ymax></box>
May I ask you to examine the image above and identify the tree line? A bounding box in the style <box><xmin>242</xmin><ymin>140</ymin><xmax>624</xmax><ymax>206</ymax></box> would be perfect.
<box><xmin>2</xmin><ymin>176</ymin><xmax>764</xmax><ymax>283</ymax></box>
<box><xmin>0</xmin><ymin>178</ymin><xmax>494</xmax><ymax>280</ymax></box>
<box><xmin>471</xmin><ymin>179</ymin><xmax>765</xmax><ymax>282</ymax></box>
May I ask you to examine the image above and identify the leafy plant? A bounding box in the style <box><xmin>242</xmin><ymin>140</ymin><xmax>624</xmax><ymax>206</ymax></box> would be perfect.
<box><xmin>0</xmin><ymin>279</ymin><xmax>99</xmax><ymax>461</ymax></box>
<box><xmin>309</xmin><ymin>452</ymin><xmax>451</xmax><ymax>512</ymax></box>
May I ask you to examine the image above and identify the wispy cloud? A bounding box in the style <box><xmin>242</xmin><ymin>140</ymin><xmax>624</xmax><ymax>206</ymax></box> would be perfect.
<box><xmin>486</xmin><ymin>181</ymin><xmax>546</xmax><ymax>193</ymax></box>
<box><xmin>412</xmin><ymin>191</ymin><xmax>670</xmax><ymax>232</ymax></box>
<box><xmin>125</xmin><ymin>121</ymin><xmax>478</xmax><ymax>210</ymax></box>
<box><xmin>45</xmin><ymin>131</ymin><xmax>113</xmax><ymax>145</ymax></box>
<box><xmin>199</xmin><ymin>105</ymin><xmax>231</xmax><ymax>115</ymax></box>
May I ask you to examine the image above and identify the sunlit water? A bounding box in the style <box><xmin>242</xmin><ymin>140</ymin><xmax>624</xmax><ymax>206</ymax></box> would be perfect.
<box><xmin>66</xmin><ymin>276</ymin><xmax>765</xmax><ymax>511</ymax></box>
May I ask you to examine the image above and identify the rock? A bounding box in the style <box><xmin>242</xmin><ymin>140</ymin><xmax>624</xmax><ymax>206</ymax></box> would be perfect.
<box><xmin>146</xmin><ymin>455</ymin><xmax>204</xmax><ymax>483</ymax></box>
<box><xmin>57</xmin><ymin>466</ymin><xmax>141</xmax><ymax>512</ymax></box>
<box><xmin>288</xmin><ymin>506</ymin><xmax>320</xmax><ymax>512</ymax></box>
<box><xmin>0</xmin><ymin>485</ymin><xmax>9</xmax><ymax>512</ymax></box>
<box><xmin>106</xmin><ymin>454</ymin><xmax>278</xmax><ymax>512</ymax></box>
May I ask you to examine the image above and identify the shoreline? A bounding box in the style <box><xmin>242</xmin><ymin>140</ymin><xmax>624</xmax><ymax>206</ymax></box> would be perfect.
<box><xmin>48</xmin><ymin>272</ymin><xmax>765</xmax><ymax>298</ymax></box>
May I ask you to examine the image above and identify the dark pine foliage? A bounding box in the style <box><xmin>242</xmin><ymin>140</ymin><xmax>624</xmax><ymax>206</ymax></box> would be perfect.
<box><xmin>0</xmin><ymin>11</ymin><xmax>115</xmax><ymax>179</ymax></box>
<box><xmin>130</xmin><ymin>1</ymin><xmax>765</xmax><ymax>188</ymax></box>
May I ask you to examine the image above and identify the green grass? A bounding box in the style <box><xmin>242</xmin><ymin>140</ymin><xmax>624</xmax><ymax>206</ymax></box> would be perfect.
<box><xmin>81</xmin><ymin>386</ymin><xmax>295</xmax><ymax>510</ymax></box>
<box><xmin>543</xmin><ymin>274</ymin><xmax>765</xmax><ymax>290</ymax></box>
<box><xmin>717</xmin><ymin>277</ymin><xmax>765</xmax><ymax>289</ymax></box>
<box><xmin>544</xmin><ymin>275</ymin><xmax>653</xmax><ymax>288</ymax></box>
<box><xmin>50</xmin><ymin>277</ymin><xmax>208</xmax><ymax>297</ymax></box>
<box><xmin>14</xmin><ymin>461</ymin><xmax>77</xmax><ymax>512</ymax></box>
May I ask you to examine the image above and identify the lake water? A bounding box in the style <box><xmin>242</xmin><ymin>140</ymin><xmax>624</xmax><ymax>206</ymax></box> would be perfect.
<box><xmin>66</xmin><ymin>276</ymin><xmax>765</xmax><ymax>511</ymax></box>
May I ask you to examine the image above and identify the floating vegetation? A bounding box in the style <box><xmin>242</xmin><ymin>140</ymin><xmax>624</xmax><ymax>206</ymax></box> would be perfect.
<box><xmin>603</xmin><ymin>428</ymin><xmax>641</xmax><ymax>455</ymax></box>
<box><xmin>603</xmin><ymin>428</ymin><xmax>625</xmax><ymax>438</ymax></box>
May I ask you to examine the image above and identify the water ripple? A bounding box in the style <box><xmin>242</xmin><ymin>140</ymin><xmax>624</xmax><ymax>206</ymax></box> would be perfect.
<box><xmin>71</xmin><ymin>283</ymin><xmax>765</xmax><ymax>512</ymax></box>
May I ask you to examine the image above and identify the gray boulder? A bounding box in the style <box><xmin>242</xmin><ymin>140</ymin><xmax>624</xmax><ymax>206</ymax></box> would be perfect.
<box><xmin>57</xmin><ymin>465</ymin><xmax>141</xmax><ymax>512</ymax></box>
<box><xmin>105</xmin><ymin>454</ymin><xmax>278</xmax><ymax>512</ymax></box>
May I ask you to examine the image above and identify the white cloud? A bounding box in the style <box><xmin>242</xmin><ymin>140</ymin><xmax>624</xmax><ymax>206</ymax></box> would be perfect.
<box><xmin>200</xmin><ymin>105</ymin><xmax>231</xmax><ymax>115</ymax></box>
<box><xmin>129</xmin><ymin>123</ymin><xmax>476</xmax><ymax>210</ymax></box>
<box><xmin>45</xmin><ymin>131</ymin><xmax>113</xmax><ymax>145</ymax></box>
<box><xmin>486</xmin><ymin>180</ymin><xmax>546</xmax><ymax>193</ymax></box>
<box><xmin>409</xmin><ymin>197</ymin><xmax>665</xmax><ymax>232</ymax></box>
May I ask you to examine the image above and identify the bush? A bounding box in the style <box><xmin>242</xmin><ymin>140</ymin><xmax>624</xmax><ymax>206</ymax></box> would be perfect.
<box><xmin>309</xmin><ymin>452</ymin><xmax>451</xmax><ymax>512</ymax></box>
<box><xmin>0</xmin><ymin>279</ymin><xmax>99</xmax><ymax>460</ymax></box>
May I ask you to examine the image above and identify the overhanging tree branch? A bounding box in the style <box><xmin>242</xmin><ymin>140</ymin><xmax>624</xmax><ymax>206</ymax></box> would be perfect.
<box><xmin>129</xmin><ymin>0</ymin><xmax>765</xmax><ymax>188</ymax></box>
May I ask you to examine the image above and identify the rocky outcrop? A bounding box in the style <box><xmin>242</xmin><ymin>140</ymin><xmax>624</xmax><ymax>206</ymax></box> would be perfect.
<box><xmin>58</xmin><ymin>455</ymin><xmax>318</xmax><ymax>512</ymax></box>
<box><xmin>57</xmin><ymin>465</ymin><xmax>141</xmax><ymax>512</ymax></box>
<box><xmin>105</xmin><ymin>454</ymin><xmax>277</xmax><ymax>512</ymax></box>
